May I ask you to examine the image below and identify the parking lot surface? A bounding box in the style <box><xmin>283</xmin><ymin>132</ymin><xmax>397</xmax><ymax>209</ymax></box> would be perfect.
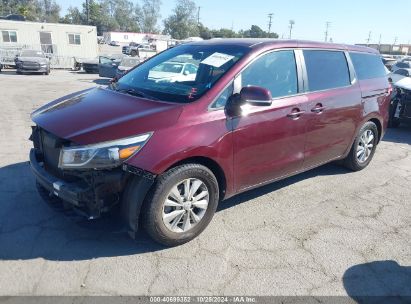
<box><xmin>0</xmin><ymin>70</ymin><xmax>410</xmax><ymax>297</ymax></box>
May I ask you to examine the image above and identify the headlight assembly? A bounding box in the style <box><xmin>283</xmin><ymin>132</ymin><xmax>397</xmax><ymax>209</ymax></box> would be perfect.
<box><xmin>58</xmin><ymin>132</ymin><xmax>152</xmax><ymax>169</ymax></box>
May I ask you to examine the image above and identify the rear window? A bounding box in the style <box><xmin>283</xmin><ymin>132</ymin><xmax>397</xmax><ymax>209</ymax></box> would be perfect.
<box><xmin>350</xmin><ymin>53</ymin><xmax>387</xmax><ymax>80</ymax></box>
<box><xmin>303</xmin><ymin>50</ymin><xmax>351</xmax><ymax>91</ymax></box>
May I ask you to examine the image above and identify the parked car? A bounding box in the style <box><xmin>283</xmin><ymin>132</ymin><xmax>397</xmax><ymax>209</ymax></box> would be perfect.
<box><xmin>109</xmin><ymin>41</ymin><xmax>120</xmax><ymax>47</ymax></box>
<box><xmin>84</xmin><ymin>55</ymin><xmax>124</xmax><ymax>74</ymax></box>
<box><xmin>29</xmin><ymin>39</ymin><xmax>390</xmax><ymax>246</ymax></box>
<box><xmin>148</xmin><ymin>61</ymin><xmax>198</xmax><ymax>82</ymax></box>
<box><xmin>115</xmin><ymin>57</ymin><xmax>141</xmax><ymax>79</ymax></box>
<box><xmin>15</xmin><ymin>49</ymin><xmax>50</xmax><ymax>75</ymax></box>
<box><xmin>382</xmin><ymin>58</ymin><xmax>397</xmax><ymax>71</ymax></box>
<box><xmin>388</xmin><ymin>68</ymin><xmax>411</xmax><ymax>83</ymax></box>
<box><xmin>389</xmin><ymin>77</ymin><xmax>411</xmax><ymax>128</ymax></box>
<box><xmin>391</xmin><ymin>61</ymin><xmax>411</xmax><ymax>72</ymax></box>
<box><xmin>122</xmin><ymin>43</ymin><xmax>152</xmax><ymax>57</ymax></box>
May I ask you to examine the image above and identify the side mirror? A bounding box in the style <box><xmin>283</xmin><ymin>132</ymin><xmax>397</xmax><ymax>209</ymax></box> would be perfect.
<box><xmin>183</xmin><ymin>70</ymin><xmax>190</xmax><ymax>76</ymax></box>
<box><xmin>240</xmin><ymin>86</ymin><xmax>272</xmax><ymax>106</ymax></box>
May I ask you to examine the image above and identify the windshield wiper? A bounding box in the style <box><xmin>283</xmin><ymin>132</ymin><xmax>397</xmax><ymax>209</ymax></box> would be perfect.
<box><xmin>112</xmin><ymin>85</ymin><xmax>159</xmax><ymax>101</ymax></box>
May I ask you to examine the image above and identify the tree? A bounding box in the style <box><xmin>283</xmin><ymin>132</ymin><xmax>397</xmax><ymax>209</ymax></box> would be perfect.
<box><xmin>198</xmin><ymin>23</ymin><xmax>212</xmax><ymax>40</ymax></box>
<box><xmin>163</xmin><ymin>0</ymin><xmax>199</xmax><ymax>40</ymax></box>
<box><xmin>60</xmin><ymin>6</ymin><xmax>83</xmax><ymax>24</ymax></box>
<box><xmin>136</xmin><ymin>0</ymin><xmax>162</xmax><ymax>34</ymax></box>
<box><xmin>39</xmin><ymin>0</ymin><xmax>61</xmax><ymax>23</ymax></box>
<box><xmin>113</xmin><ymin>0</ymin><xmax>139</xmax><ymax>32</ymax></box>
<box><xmin>242</xmin><ymin>25</ymin><xmax>278</xmax><ymax>39</ymax></box>
<box><xmin>211</xmin><ymin>28</ymin><xmax>237</xmax><ymax>38</ymax></box>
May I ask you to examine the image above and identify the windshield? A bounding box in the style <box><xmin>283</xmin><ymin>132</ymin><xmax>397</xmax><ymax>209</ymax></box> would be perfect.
<box><xmin>21</xmin><ymin>50</ymin><xmax>44</xmax><ymax>57</ymax></box>
<box><xmin>114</xmin><ymin>44</ymin><xmax>250</xmax><ymax>103</ymax></box>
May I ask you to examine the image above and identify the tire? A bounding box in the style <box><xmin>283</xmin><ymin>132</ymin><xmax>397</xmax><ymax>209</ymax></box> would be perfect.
<box><xmin>142</xmin><ymin>164</ymin><xmax>219</xmax><ymax>246</ymax></box>
<box><xmin>45</xmin><ymin>68</ymin><xmax>50</xmax><ymax>75</ymax></box>
<box><xmin>16</xmin><ymin>70</ymin><xmax>22</xmax><ymax>74</ymax></box>
<box><xmin>343</xmin><ymin>121</ymin><xmax>379</xmax><ymax>172</ymax></box>
<box><xmin>130</xmin><ymin>50</ymin><xmax>137</xmax><ymax>57</ymax></box>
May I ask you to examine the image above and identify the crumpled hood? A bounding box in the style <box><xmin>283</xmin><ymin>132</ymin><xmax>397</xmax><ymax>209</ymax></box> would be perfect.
<box><xmin>31</xmin><ymin>87</ymin><xmax>184</xmax><ymax>145</ymax></box>
<box><xmin>18</xmin><ymin>56</ymin><xmax>48</xmax><ymax>64</ymax></box>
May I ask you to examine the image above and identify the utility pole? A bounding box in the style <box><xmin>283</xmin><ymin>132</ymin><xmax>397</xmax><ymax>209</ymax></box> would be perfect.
<box><xmin>366</xmin><ymin>31</ymin><xmax>372</xmax><ymax>46</ymax></box>
<box><xmin>197</xmin><ymin>6</ymin><xmax>201</xmax><ymax>26</ymax></box>
<box><xmin>378</xmin><ymin>34</ymin><xmax>382</xmax><ymax>51</ymax></box>
<box><xmin>86</xmin><ymin>0</ymin><xmax>89</xmax><ymax>25</ymax></box>
<box><xmin>268</xmin><ymin>13</ymin><xmax>274</xmax><ymax>35</ymax></box>
<box><xmin>289</xmin><ymin>20</ymin><xmax>295</xmax><ymax>39</ymax></box>
<box><xmin>324</xmin><ymin>22</ymin><xmax>331</xmax><ymax>42</ymax></box>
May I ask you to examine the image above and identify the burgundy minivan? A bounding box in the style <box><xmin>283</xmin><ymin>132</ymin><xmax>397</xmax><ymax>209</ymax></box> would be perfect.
<box><xmin>30</xmin><ymin>39</ymin><xmax>391</xmax><ymax>246</ymax></box>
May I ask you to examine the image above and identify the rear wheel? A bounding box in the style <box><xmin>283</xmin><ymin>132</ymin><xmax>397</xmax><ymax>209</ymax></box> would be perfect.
<box><xmin>142</xmin><ymin>164</ymin><xmax>219</xmax><ymax>246</ymax></box>
<box><xmin>130</xmin><ymin>50</ymin><xmax>138</xmax><ymax>57</ymax></box>
<box><xmin>343</xmin><ymin>121</ymin><xmax>379</xmax><ymax>171</ymax></box>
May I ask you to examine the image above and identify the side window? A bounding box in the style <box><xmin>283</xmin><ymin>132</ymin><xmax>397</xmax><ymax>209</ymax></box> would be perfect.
<box><xmin>303</xmin><ymin>50</ymin><xmax>350</xmax><ymax>91</ymax></box>
<box><xmin>210</xmin><ymin>83</ymin><xmax>234</xmax><ymax>109</ymax></box>
<box><xmin>241</xmin><ymin>50</ymin><xmax>298</xmax><ymax>98</ymax></box>
<box><xmin>350</xmin><ymin>52</ymin><xmax>388</xmax><ymax>80</ymax></box>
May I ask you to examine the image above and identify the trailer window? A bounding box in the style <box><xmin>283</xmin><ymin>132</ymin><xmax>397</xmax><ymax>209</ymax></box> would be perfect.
<box><xmin>2</xmin><ymin>30</ymin><xmax>17</xmax><ymax>43</ymax></box>
<box><xmin>68</xmin><ymin>33</ymin><xmax>81</xmax><ymax>45</ymax></box>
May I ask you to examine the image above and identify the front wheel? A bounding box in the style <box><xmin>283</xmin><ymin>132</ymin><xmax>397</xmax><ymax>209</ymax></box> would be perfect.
<box><xmin>142</xmin><ymin>164</ymin><xmax>219</xmax><ymax>246</ymax></box>
<box><xmin>343</xmin><ymin>121</ymin><xmax>379</xmax><ymax>171</ymax></box>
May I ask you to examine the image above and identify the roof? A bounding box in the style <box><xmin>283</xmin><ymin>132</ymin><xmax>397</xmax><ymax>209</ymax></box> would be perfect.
<box><xmin>189</xmin><ymin>38</ymin><xmax>380</xmax><ymax>54</ymax></box>
<box><xmin>0</xmin><ymin>19</ymin><xmax>96</xmax><ymax>30</ymax></box>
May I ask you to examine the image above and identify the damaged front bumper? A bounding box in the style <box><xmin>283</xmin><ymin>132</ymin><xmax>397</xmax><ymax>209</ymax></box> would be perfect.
<box><xmin>30</xmin><ymin>148</ymin><xmax>154</xmax><ymax>220</ymax></box>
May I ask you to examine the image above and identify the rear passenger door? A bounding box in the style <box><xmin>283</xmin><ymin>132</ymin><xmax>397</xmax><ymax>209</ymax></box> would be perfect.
<box><xmin>301</xmin><ymin>50</ymin><xmax>362</xmax><ymax>169</ymax></box>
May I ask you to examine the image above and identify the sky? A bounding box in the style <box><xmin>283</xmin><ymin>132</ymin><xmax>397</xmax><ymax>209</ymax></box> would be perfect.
<box><xmin>58</xmin><ymin>0</ymin><xmax>411</xmax><ymax>45</ymax></box>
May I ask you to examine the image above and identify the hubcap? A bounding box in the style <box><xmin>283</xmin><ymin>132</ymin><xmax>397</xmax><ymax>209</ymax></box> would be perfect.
<box><xmin>162</xmin><ymin>178</ymin><xmax>209</xmax><ymax>233</ymax></box>
<box><xmin>357</xmin><ymin>129</ymin><xmax>375</xmax><ymax>163</ymax></box>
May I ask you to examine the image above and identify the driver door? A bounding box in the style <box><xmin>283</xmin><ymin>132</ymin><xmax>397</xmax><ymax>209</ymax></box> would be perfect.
<box><xmin>231</xmin><ymin>50</ymin><xmax>309</xmax><ymax>192</ymax></box>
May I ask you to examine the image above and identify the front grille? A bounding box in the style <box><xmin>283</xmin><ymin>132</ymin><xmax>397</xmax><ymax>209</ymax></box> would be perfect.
<box><xmin>22</xmin><ymin>61</ymin><xmax>40</xmax><ymax>70</ymax></box>
<box><xmin>32</xmin><ymin>127</ymin><xmax>77</xmax><ymax>182</ymax></box>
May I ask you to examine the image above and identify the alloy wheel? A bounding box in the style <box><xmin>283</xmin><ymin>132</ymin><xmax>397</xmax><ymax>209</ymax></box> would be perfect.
<box><xmin>357</xmin><ymin>129</ymin><xmax>375</xmax><ymax>163</ymax></box>
<box><xmin>162</xmin><ymin>178</ymin><xmax>209</xmax><ymax>233</ymax></box>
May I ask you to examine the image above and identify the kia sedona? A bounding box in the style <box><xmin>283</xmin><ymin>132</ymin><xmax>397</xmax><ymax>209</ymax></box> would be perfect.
<box><xmin>30</xmin><ymin>39</ymin><xmax>390</xmax><ymax>246</ymax></box>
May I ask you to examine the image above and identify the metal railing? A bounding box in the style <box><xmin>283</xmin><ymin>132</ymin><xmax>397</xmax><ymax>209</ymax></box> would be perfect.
<box><xmin>0</xmin><ymin>44</ymin><xmax>75</xmax><ymax>69</ymax></box>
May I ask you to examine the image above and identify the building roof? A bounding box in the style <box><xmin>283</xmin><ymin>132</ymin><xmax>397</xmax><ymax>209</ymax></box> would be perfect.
<box><xmin>0</xmin><ymin>19</ymin><xmax>96</xmax><ymax>30</ymax></box>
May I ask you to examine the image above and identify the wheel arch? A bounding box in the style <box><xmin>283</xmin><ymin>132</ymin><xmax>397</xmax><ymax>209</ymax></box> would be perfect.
<box><xmin>368</xmin><ymin>117</ymin><xmax>383</xmax><ymax>143</ymax></box>
<box><xmin>164</xmin><ymin>156</ymin><xmax>227</xmax><ymax>201</ymax></box>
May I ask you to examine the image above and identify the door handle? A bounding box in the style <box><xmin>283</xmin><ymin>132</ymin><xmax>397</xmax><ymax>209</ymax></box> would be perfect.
<box><xmin>311</xmin><ymin>104</ymin><xmax>325</xmax><ymax>114</ymax></box>
<box><xmin>287</xmin><ymin>109</ymin><xmax>305</xmax><ymax>119</ymax></box>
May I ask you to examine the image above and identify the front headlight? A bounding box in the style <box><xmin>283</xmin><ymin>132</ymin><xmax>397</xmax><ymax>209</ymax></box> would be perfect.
<box><xmin>58</xmin><ymin>133</ymin><xmax>152</xmax><ymax>169</ymax></box>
